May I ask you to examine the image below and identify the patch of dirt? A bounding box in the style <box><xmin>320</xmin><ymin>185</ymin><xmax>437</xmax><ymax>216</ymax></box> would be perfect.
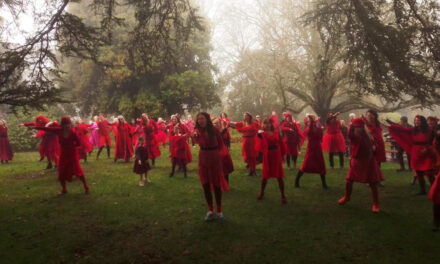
<box><xmin>14</xmin><ymin>170</ymin><xmax>52</xmax><ymax>180</ymax></box>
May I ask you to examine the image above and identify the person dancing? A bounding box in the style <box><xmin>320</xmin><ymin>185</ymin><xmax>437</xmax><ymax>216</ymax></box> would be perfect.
<box><xmin>387</xmin><ymin>115</ymin><xmax>435</xmax><ymax>195</ymax></box>
<box><xmin>114</xmin><ymin>116</ymin><xmax>132</xmax><ymax>163</ymax></box>
<box><xmin>28</xmin><ymin>116</ymin><xmax>89</xmax><ymax>194</ymax></box>
<box><xmin>257</xmin><ymin>118</ymin><xmax>287</xmax><ymax>204</ymax></box>
<box><xmin>229</xmin><ymin>113</ymin><xmax>260</xmax><ymax>177</ymax></box>
<box><xmin>295</xmin><ymin>115</ymin><xmax>328</xmax><ymax>189</ymax></box>
<box><xmin>141</xmin><ymin>114</ymin><xmax>161</xmax><ymax>166</ymax></box>
<box><xmin>213</xmin><ymin>118</ymin><xmax>234</xmax><ymax>184</ymax></box>
<box><xmin>96</xmin><ymin>113</ymin><xmax>112</xmax><ymax>159</ymax></box>
<box><xmin>338</xmin><ymin>118</ymin><xmax>382</xmax><ymax>213</ymax></box>
<box><xmin>0</xmin><ymin>119</ymin><xmax>13</xmax><ymax>163</ymax></box>
<box><xmin>133</xmin><ymin>136</ymin><xmax>151</xmax><ymax>186</ymax></box>
<box><xmin>280</xmin><ymin>113</ymin><xmax>303</xmax><ymax>169</ymax></box>
<box><xmin>192</xmin><ymin>112</ymin><xmax>229</xmax><ymax>222</ymax></box>
<box><xmin>322</xmin><ymin>112</ymin><xmax>346</xmax><ymax>169</ymax></box>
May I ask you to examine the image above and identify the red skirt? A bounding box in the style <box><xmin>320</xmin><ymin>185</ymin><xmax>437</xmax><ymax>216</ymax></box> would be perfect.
<box><xmin>156</xmin><ymin>130</ymin><xmax>167</xmax><ymax>144</ymax></box>
<box><xmin>58</xmin><ymin>153</ymin><xmax>84</xmax><ymax>182</ymax></box>
<box><xmin>242</xmin><ymin>136</ymin><xmax>257</xmax><ymax>163</ymax></box>
<box><xmin>0</xmin><ymin>137</ymin><xmax>13</xmax><ymax>161</ymax></box>
<box><xmin>284</xmin><ymin>141</ymin><xmax>299</xmax><ymax>156</ymax></box>
<box><xmin>99</xmin><ymin>134</ymin><xmax>111</xmax><ymax>147</ymax></box>
<box><xmin>411</xmin><ymin>145</ymin><xmax>434</xmax><ymax>171</ymax></box>
<box><xmin>41</xmin><ymin>135</ymin><xmax>60</xmax><ymax>163</ymax></box>
<box><xmin>262</xmin><ymin>148</ymin><xmax>285</xmax><ymax>180</ymax></box>
<box><xmin>322</xmin><ymin>132</ymin><xmax>346</xmax><ymax>153</ymax></box>
<box><xmin>300</xmin><ymin>143</ymin><xmax>326</xmax><ymax>175</ymax></box>
<box><xmin>221</xmin><ymin>150</ymin><xmax>234</xmax><ymax>176</ymax></box>
<box><xmin>346</xmin><ymin>157</ymin><xmax>383</xmax><ymax>183</ymax></box>
<box><xmin>429</xmin><ymin>172</ymin><xmax>440</xmax><ymax>204</ymax></box>
<box><xmin>198</xmin><ymin>149</ymin><xmax>229</xmax><ymax>191</ymax></box>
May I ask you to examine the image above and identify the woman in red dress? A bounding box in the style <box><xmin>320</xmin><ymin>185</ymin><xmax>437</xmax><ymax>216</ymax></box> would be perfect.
<box><xmin>22</xmin><ymin>115</ymin><xmax>60</xmax><ymax>169</ymax></box>
<box><xmin>169</xmin><ymin>125</ymin><xmax>191</xmax><ymax>178</ymax></box>
<box><xmin>295</xmin><ymin>115</ymin><xmax>328</xmax><ymax>189</ymax></box>
<box><xmin>74</xmin><ymin>118</ymin><xmax>92</xmax><ymax>163</ymax></box>
<box><xmin>229</xmin><ymin>113</ymin><xmax>260</xmax><ymax>177</ymax></box>
<box><xmin>141</xmin><ymin>114</ymin><xmax>161</xmax><ymax>166</ymax></box>
<box><xmin>365</xmin><ymin>110</ymin><xmax>386</xmax><ymax>166</ymax></box>
<box><xmin>338</xmin><ymin>118</ymin><xmax>382</xmax><ymax>213</ymax></box>
<box><xmin>388</xmin><ymin>115</ymin><xmax>435</xmax><ymax>195</ymax></box>
<box><xmin>220</xmin><ymin>113</ymin><xmax>231</xmax><ymax>150</ymax></box>
<box><xmin>322</xmin><ymin>112</ymin><xmax>346</xmax><ymax>169</ymax></box>
<box><xmin>281</xmin><ymin>113</ymin><xmax>303</xmax><ymax>169</ymax></box>
<box><xmin>213</xmin><ymin>118</ymin><xmax>234</xmax><ymax>183</ymax></box>
<box><xmin>429</xmin><ymin>124</ymin><xmax>440</xmax><ymax>231</ymax></box>
<box><xmin>29</xmin><ymin>116</ymin><xmax>89</xmax><ymax>194</ymax></box>
<box><xmin>428</xmin><ymin>116</ymin><xmax>440</xmax><ymax>174</ymax></box>
<box><xmin>256</xmin><ymin>118</ymin><xmax>287</xmax><ymax>204</ymax></box>
<box><xmin>192</xmin><ymin>112</ymin><xmax>229</xmax><ymax>221</ymax></box>
<box><xmin>0</xmin><ymin>119</ymin><xmax>13</xmax><ymax>163</ymax></box>
<box><xmin>168</xmin><ymin>115</ymin><xmax>192</xmax><ymax>170</ymax></box>
<box><xmin>96</xmin><ymin>113</ymin><xmax>112</xmax><ymax>159</ymax></box>
<box><xmin>114</xmin><ymin>116</ymin><xmax>132</xmax><ymax>163</ymax></box>
<box><xmin>155</xmin><ymin>118</ymin><xmax>168</xmax><ymax>147</ymax></box>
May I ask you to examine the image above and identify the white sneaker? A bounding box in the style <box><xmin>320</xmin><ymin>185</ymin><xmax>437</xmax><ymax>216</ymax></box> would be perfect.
<box><xmin>217</xmin><ymin>212</ymin><xmax>225</xmax><ymax>222</ymax></box>
<box><xmin>146</xmin><ymin>178</ymin><xmax>151</xmax><ymax>183</ymax></box>
<box><xmin>139</xmin><ymin>181</ymin><xmax>144</xmax><ymax>187</ymax></box>
<box><xmin>204</xmin><ymin>211</ymin><xmax>215</xmax><ymax>222</ymax></box>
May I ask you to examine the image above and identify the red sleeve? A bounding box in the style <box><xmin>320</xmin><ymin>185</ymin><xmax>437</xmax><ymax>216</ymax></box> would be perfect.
<box><xmin>23</xmin><ymin>122</ymin><xmax>36</xmax><ymax>127</ymax></box>
<box><xmin>34</xmin><ymin>126</ymin><xmax>61</xmax><ymax>132</ymax></box>
<box><xmin>235</xmin><ymin>122</ymin><xmax>244</xmax><ymax>132</ymax></box>
<box><xmin>388</xmin><ymin>124</ymin><xmax>413</xmax><ymax>153</ymax></box>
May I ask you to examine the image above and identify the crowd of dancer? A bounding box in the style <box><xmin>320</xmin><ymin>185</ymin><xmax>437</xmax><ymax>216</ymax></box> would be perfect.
<box><xmin>0</xmin><ymin>109</ymin><xmax>439</xmax><ymax>230</ymax></box>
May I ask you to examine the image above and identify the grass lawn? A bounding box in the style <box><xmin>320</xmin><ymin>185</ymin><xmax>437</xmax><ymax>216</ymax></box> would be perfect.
<box><xmin>0</xmin><ymin>143</ymin><xmax>439</xmax><ymax>264</ymax></box>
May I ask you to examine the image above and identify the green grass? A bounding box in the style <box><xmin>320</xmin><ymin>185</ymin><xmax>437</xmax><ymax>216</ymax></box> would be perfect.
<box><xmin>0</xmin><ymin>144</ymin><xmax>439</xmax><ymax>264</ymax></box>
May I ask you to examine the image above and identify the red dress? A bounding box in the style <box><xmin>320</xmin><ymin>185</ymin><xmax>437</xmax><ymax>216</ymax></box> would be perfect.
<box><xmin>35</xmin><ymin>126</ymin><xmax>84</xmax><ymax>182</ymax></box>
<box><xmin>193</xmin><ymin>128</ymin><xmax>229</xmax><ymax>191</ymax></box>
<box><xmin>388</xmin><ymin>125</ymin><xmax>434</xmax><ymax>171</ymax></box>
<box><xmin>235</xmin><ymin>121</ymin><xmax>260</xmax><ymax>165</ymax></box>
<box><xmin>300</xmin><ymin>127</ymin><xmax>326</xmax><ymax>175</ymax></box>
<box><xmin>142</xmin><ymin>120</ymin><xmax>161</xmax><ymax>159</ymax></box>
<box><xmin>25</xmin><ymin>121</ymin><xmax>60</xmax><ymax>164</ymax></box>
<box><xmin>169</xmin><ymin>133</ymin><xmax>191</xmax><ymax>165</ymax></box>
<box><xmin>346</xmin><ymin>129</ymin><xmax>383</xmax><ymax>183</ymax></box>
<box><xmin>133</xmin><ymin>146</ymin><xmax>151</xmax><ymax>174</ymax></box>
<box><xmin>281</xmin><ymin>121</ymin><xmax>303</xmax><ymax>156</ymax></box>
<box><xmin>219</xmin><ymin>118</ymin><xmax>231</xmax><ymax>147</ymax></box>
<box><xmin>322</xmin><ymin>120</ymin><xmax>346</xmax><ymax>153</ymax></box>
<box><xmin>75</xmin><ymin>124</ymin><xmax>92</xmax><ymax>159</ymax></box>
<box><xmin>367</xmin><ymin>123</ymin><xmax>386</xmax><ymax>163</ymax></box>
<box><xmin>0</xmin><ymin>126</ymin><xmax>13</xmax><ymax>161</ymax></box>
<box><xmin>155</xmin><ymin>122</ymin><xmax>168</xmax><ymax>145</ymax></box>
<box><xmin>97</xmin><ymin>120</ymin><xmax>112</xmax><ymax>147</ymax></box>
<box><xmin>114</xmin><ymin>122</ymin><xmax>132</xmax><ymax>161</ymax></box>
<box><xmin>220</xmin><ymin>137</ymin><xmax>234</xmax><ymax>176</ymax></box>
<box><xmin>169</xmin><ymin>123</ymin><xmax>192</xmax><ymax>163</ymax></box>
<box><xmin>258</xmin><ymin>131</ymin><xmax>285</xmax><ymax>179</ymax></box>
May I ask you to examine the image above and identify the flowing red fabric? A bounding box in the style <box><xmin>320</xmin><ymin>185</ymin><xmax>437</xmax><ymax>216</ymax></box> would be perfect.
<box><xmin>322</xmin><ymin>120</ymin><xmax>346</xmax><ymax>153</ymax></box>
<box><xmin>35</xmin><ymin>126</ymin><xmax>84</xmax><ymax>182</ymax></box>
<box><xmin>220</xmin><ymin>144</ymin><xmax>234</xmax><ymax>176</ymax></box>
<box><xmin>25</xmin><ymin>121</ymin><xmax>60</xmax><ymax>164</ymax></box>
<box><xmin>235</xmin><ymin>121</ymin><xmax>260</xmax><ymax>164</ymax></box>
<box><xmin>75</xmin><ymin>123</ymin><xmax>92</xmax><ymax>159</ymax></box>
<box><xmin>367</xmin><ymin>123</ymin><xmax>386</xmax><ymax>162</ymax></box>
<box><xmin>142</xmin><ymin>120</ymin><xmax>161</xmax><ymax>159</ymax></box>
<box><xmin>346</xmin><ymin>128</ymin><xmax>383</xmax><ymax>183</ymax></box>
<box><xmin>114</xmin><ymin>122</ymin><xmax>132</xmax><ymax>161</ymax></box>
<box><xmin>168</xmin><ymin>123</ymin><xmax>192</xmax><ymax>163</ymax></box>
<box><xmin>281</xmin><ymin>121</ymin><xmax>304</xmax><ymax>156</ymax></box>
<box><xmin>193</xmin><ymin>128</ymin><xmax>229</xmax><ymax>191</ymax></box>
<box><xmin>133</xmin><ymin>146</ymin><xmax>151</xmax><ymax>174</ymax></box>
<box><xmin>388</xmin><ymin>125</ymin><xmax>434</xmax><ymax>171</ymax></box>
<box><xmin>429</xmin><ymin>172</ymin><xmax>440</xmax><ymax>204</ymax></box>
<box><xmin>219</xmin><ymin>118</ymin><xmax>231</xmax><ymax>144</ymax></box>
<box><xmin>97</xmin><ymin>120</ymin><xmax>112</xmax><ymax>147</ymax></box>
<box><xmin>270</xmin><ymin>115</ymin><xmax>280</xmax><ymax>129</ymax></box>
<box><xmin>0</xmin><ymin>126</ymin><xmax>13</xmax><ymax>161</ymax></box>
<box><xmin>300</xmin><ymin>127</ymin><xmax>326</xmax><ymax>175</ymax></box>
<box><xmin>155</xmin><ymin>122</ymin><xmax>168</xmax><ymax>145</ymax></box>
<box><xmin>258</xmin><ymin>131</ymin><xmax>285</xmax><ymax>179</ymax></box>
<box><xmin>169</xmin><ymin>133</ymin><xmax>191</xmax><ymax>164</ymax></box>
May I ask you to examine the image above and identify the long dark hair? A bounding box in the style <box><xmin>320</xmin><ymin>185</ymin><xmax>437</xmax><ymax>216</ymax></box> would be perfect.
<box><xmin>262</xmin><ymin>118</ymin><xmax>275</xmax><ymax>131</ymax></box>
<box><xmin>244</xmin><ymin>112</ymin><xmax>253</xmax><ymax>123</ymax></box>
<box><xmin>195</xmin><ymin>112</ymin><xmax>216</xmax><ymax>140</ymax></box>
<box><xmin>367</xmin><ymin>109</ymin><xmax>380</xmax><ymax>127</ymax></box>
<box><xmin>414</xmin><ymin>115</ymin><xmax>429</xmax><ymax>134</ymax></box>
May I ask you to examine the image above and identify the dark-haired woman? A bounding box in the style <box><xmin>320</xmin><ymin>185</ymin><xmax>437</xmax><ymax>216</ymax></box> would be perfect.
<box><xmin>338</xmin><ymin>118</ymin><xmax>382</xmax><ymax>213</ymax></box>
<box><xmin>229</xmin><ymin>113</ymin><xmax>261</xmax><ymax>176</ymax></box>
<box><xmin>322</xmin><ymin>113</ymin><xmax>346</xmax><ymax>169</ymax></box>
<box><xmin>295</xmin><ymin>115</ymin><xmax>328</xmax><ymax>189</ymax></box>
<box><xmin>193</xmin><ymin>112</ymin><xmax>229</xmax><ymax>222</ymax></box>
<box><xmin>388</xmin><ymin>115</ymin><xmax>435</xmax><ymax>195</ymax></box>
<box><xmin>257</xmin><ymin>118</ymin><xmax>287</xmax><ymax>204</ymax></box>
<box><xmin>141</xmin><ymin>114</ymin><xmax>161</xmax><ymax>166</ymax></box>
<box><xmin>365</xmin><ymin>110</ymin><xmax>386</xmax><ymax>166</ymax></box>
<box><xmin>213</xmin><ymin>118</ymin><xmax>234</xmax><ymax>183</ymax></box>
<box><xmin>220</xmin><ymin>113</ymin><xmax>231</xmax><ymax>150</ymax></box>
<box><xmin>27</xmin><ymin>116</ymin><xmax>89</xmax><ymax>194</ymax></box>
<box><xmin>114</xmin><ymin>116</ymin><xmax>132</xmax><ymax>163</ymax></box>
<box><xmin>280</xmin><ymin>113</ymin><xmax>303</xmax><ymax>169</ymax></box>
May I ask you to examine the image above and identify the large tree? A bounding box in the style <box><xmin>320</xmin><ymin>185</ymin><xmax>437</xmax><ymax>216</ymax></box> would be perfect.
<box><xmin>225</xmin><ymin>0</ymin><xmax>430</xmax><ymax>119</ymax></box>
<box><xmin>0</xmin><ymin>0</ymin><xmax>212</xmax><ymax>114</ymax></box>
